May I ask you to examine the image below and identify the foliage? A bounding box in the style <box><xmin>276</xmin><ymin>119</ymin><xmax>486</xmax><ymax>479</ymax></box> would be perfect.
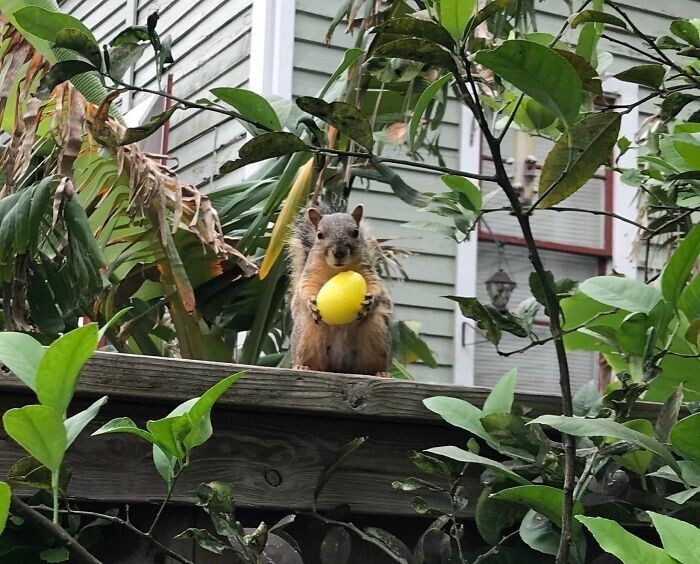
<box><xmin>0</xmin><ymin>0</ymin><xmax>698</xmax><ymax>563</ymax></box>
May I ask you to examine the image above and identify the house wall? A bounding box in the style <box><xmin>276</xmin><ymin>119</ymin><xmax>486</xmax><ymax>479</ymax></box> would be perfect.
<box><xmin>59</xmin><ymin>0</ymin><xmax>688</xmax><ymax>389</ymax></box>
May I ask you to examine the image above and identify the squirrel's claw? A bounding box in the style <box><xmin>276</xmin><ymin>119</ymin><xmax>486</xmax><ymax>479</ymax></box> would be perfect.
<box><xmin>357</xmin><ymin>294</ymin><xmax>374</xmax><ymax>321</ymax></box>
<box><xmin>308</xmin><ymin>297</ymin><xmax>322</xmax><ymax>324</ymax></box>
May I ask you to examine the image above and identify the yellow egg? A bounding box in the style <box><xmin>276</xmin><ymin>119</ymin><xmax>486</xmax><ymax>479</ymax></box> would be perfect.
<box><xmin>316</xmin><ymin>271</ymin><xmax>367</xmax><ymax>325</ymax></box>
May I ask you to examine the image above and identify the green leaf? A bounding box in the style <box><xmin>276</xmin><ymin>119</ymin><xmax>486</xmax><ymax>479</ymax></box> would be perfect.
<box><xmin>475</xmin><ymin>40</ymin><xmax>582</xmax><ymax>127</ymax></box>
<box><xmin>110</xmin><ymin>25</ymin><xmax>150</xmax><ymax>46</ymax></box>
<box><xmin>296</xmin><ymin>97</ymin><xmax>373</xmax><ymax>150</ymax></box>
<box><xmin>470</xmin><ymin>0</ymin><xmax>516</xmax><ymax>31</ymax></box>
<box><xmin>36</xmin><ymin>323</ymin><xmax>99</xmax><ymax>415</ymax></box>
<box><xmin>617</xmin><ymin>312</ymin><xmax>648</xmax><ymax>356</ymax></box>
<box><xmin>426</xmin><ymin>446</ymin><xmax>529</xmax><ymax>485</ymax></box>
<box><xmin>211</xmin><ymin>87</ymin><xmax>281</xmax><ymax>131</ymax></box>
<box><xmin>374</xmin><ymin>17</ymin><xmax>455</xmax><ymax>50</ymax></box>
<box><xmin>577</xmin><ymin>516</ymin><xmax>676</xmax><ymax>564</ymax></box>
<box><xmin>196</xmin><ymin>482</ymin><xmax>238</xmax><ymax>538</ymax></box>
<box><xmin>482</xmin><ymin>369</ymin><xmax>517</xmax><ymax>416</ymax></box>
<box><xmin>92</xmin><ymin>417</ymin><xmax>158</xmax><ymax>443</ymax></box>
<box><xmin>0</xmin><ymin>332</ymin><xmax>45</xmax><ymax>391</ymax></box>
<box><xmin>613</xmin><ymin>419</ymin><xmax>654</xmax><ymax>475</ymax></box>
<box><xmin>476</xmin><ymin>486</ymin><xmax>525</xmax><ymax>546</ymax></box>
<box><xmin>39</xmin><ymin>547</ymin><xmax>69</xmax><ymax>563</ymax></box>
<box><xmin>660</xmin><ymin>93</ymin><xmax>696</xmax><ymax>122</ymax></box>
<box><xmin>146</xmin><ymin>414</ymin><xmax>191</xmax><ymax>461</ymax></box>
<box><xmin>437</xmin><ymin>0</ymin><xmax>477</xmax><ymax>39</ymax></box>
<box><xmin>396</xmin><ymin>322</ymin><xmax>437</xmax><ymax>368</ymax></box>
<box><xmin>661</xmin><ymin>224</ymin><xmax>700</xmax><ymax>306</ymax></box>
<box><xmin>6</xmin><ymin>456</ymin><xmax>71</xmax><ymax>493</ymax></box>
<box><xmin>409</xmin><ymin>73</ymin><xmax>453</xmax><ymax>150</ymax></box>
<box><xmin>364</xmin><ymin>159</ymin><xmax>431</xmax><ymax>207</ymax></box>
<box><xmin>615</xmin><ymin>64</ymin><xmax>666</xmax><ymax>89</ymax></box>
<box><xmin>314</xmin><ymin>437</ymin><xmax>367</xmax><ymax>506</ymax></box>
<box><xmin>107</xmin><ymin>42</ymin><xmax>148</xmax><ymax>81</ymax></box>
<box><xmin>0</xmin><ymin>482</ymin><xmax>10</xmax><ymax>536</ymax></box>
<box><xmin>670</xmin><ymin>20</ymin><xmax>700</xmax><ymax>47</ymax></box>
<box><xmin>54</xmin><ymin>28</ymin><xmax>101</xmax><ymax>70</ymax></box>
<box><xmin>37</xmin><ymin>60</ymin><xmax>97</xmax><ymax>99</ymax></box>
<box><xmin>184</xmin><ymin>373</ymin><xmax>244</xmax><ymax>449</ymax></box>
<box><xmin>446</xmin><ymin>296</ymin><xmax>501</xmax><ymax>344</ymax></box>
<box><xmin>440</xmin><ymin>174</ymin><xmax>482</xmax><ymax>212</ymax></box>
<box><xmin>670</xmin><ymin>413</ymin><xmax>700</xmax><ymax>464</ymax></box>
<box><xmin>219</xmin><ymin>132</ymin><xmax>309</xmax><ymax>173</ymax></box>
<box><xmin>674</xmin><ymin>141</ymin><xmax>700</xmax><ymax>171</ymax></box>
<box><xmin>423</xmin><ymin>396</ymin><xmax>491</xmax><ymax>443</ymax></box>
<box><xmin>530</xmin><ymin>415</ymin><xmax>681</xmax><ymax>474</ymax></box>
<box><xmin>554</xmin><ymin>50</ymin><xmax>602</xmax><ymax>95</ymax></box>
<box><xmin>14</xmin><ymin>6</ymin><xmax>96</xmax><ymax>43</ymax></box>
<box><xmin>579</xmin><ymin>276</ymin><xmax>662</xmax><ymax>314</ymax></box>
<box><xmin>64</xmin><ymin>396</ymin><xmax>108</xmax><ymax>448</ymax></box>
<box><xmin>119</xmin><ymin>105</ymin><xmax>179</xmax><ymax>145</ymax></box>
<box><xmin>679</xmin><ymin>274</ymin><xmax>700</xmax><ymax>321</ymax></box>
<box><xmin>649</xmin><ymin>511</ymin><xmax>700</xmax><ymax>564</ymax></box>
<box><xmin>520</xmin><ymin>509</ymin><xmax>559</xmax><ymax>556</ymax></box>
<box><xmin>538</xmin><ymin>112</ymin><xmax>620</xmax><ymax>207</ymax></box>
<box><xmin>667</xmin><ymin>487</ymin><xmax>700</xmax><ymax>504</ymax></box>
<box><xmin>573</xmin><ymin>381</ymin><xmax>601</xmax><ymax>416</ymax></box>
<box><xmin>490</xmin><ymin>485</ymin><xmax>584</xmax><ymax>531</ymax></box>
<box><xmin>3</xmin><ymin>405</ymin><xmax>66</xmax><ymax>472</ymax></box>
<box><xmin>569</xmin><ymin>10</ymin><xmax>627</xmax><ymax>29</ymax></box>
<box><xmin>656</xmin><ymin>386</ymin><xmax>684</xmax><ymax>443</ymax></box>
<box><xmin>174</xmin><ymin>528</ymin><xmax>230</xmax><ymax>554</ymax></box>
<box><xmin>320</xmin><ymin>48</ymin><xmax>364</xmax><ymax>98</ymax></box>
<box><xmin>372</xmin><ymin>38</ymin><xmax>457</xmax><ymax>73</ymax></box>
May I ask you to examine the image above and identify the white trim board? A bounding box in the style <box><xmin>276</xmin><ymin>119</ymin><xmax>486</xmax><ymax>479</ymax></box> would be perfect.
<box><xmin>603</xmin><ymin>78</ymin><xmax>639</xmax><ymax>279</ymax></box>
<box><xmin>249</xmin><ymin>0</ymin><xmax>295</xmax><ymax>98</ymax></box>
<box><xmin>453</xmin><ymin>106</ymin><xmax>481</xmax><ymax>386</ymax></box>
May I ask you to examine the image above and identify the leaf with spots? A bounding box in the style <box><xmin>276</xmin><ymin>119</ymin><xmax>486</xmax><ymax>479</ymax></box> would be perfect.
<box><xmin>296</xmin><ymin>97</ymin><xmax>374</xmax><ymax>150</ymax></box>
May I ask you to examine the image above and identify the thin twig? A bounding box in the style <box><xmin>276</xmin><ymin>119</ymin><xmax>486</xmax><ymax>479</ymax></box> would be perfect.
<box><xmin>600</xmin><ymin>84</ymin><xmax>698</xmax><ymax>115</ymax></box>
<box><xmin>472</xmin><ymin>530</ymin><xmax>519</xmax><ymax>564</ymax></box>
<box><xmin>32</xmin><ymin>505</ymin><xmax>194</xmax><ymax>564</ymax></box>
<box><xmin>148</xmin><ymin>466</ymin><xmax>184</xmax><ymax>535</ymax></box>
<box><xmin>600</xmin><ymin>34</ymin><xmax>668</xmax><ymax>67</ymax></box>
<box><xmin>109</xmin><ymin>80</ymin><xmax>275</xmax><ymax>133</ymax></box>
<box><xmin>605</xmin><ymin>1</ymin><xmax>700</xmax><ymax>85</ymax></box>
<box><xmin>304</xmin><ymin>511</ymin><xmax>408</xmax><ymax>563</ymax></box>
<box><xmin>481</xmin><ymin>205</ymin><xmax>652</xmax><ymax>232</ymax></box>
<box><xmin>11</xmin><ymin>496</ymin><xmax>103</xmax><ymax>564</ymax></box>
<box><xmin>307</xmin><ymin>146</ymin><xmax>497</xmax><ymax>181</ymax></box>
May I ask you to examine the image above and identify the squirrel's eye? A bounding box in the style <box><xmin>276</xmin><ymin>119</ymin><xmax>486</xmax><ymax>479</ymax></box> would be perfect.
<box><xmin>317</xmin><ymin>232</ymin><xmax>324</xmax><ymax>240</ymax></box>
<box><xmin>352</xmin><ymin>229</ymin><xmax>359</xmax><ymax>238</ymax></box>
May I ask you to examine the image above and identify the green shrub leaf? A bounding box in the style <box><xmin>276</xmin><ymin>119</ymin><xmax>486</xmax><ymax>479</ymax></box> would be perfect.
<box><xmin>211</xmin><ymin>87</ymin><xmax>281</xmax><ymax>131</ymax></box>
<box><xmin>670</xmin><ymin>413</ymin><xmax>700</xmax><ymax>464</ymax></box>
<box><xmin>661</xmin><ymin>223</ymin><xmax>700</xmax><ymax>306</ymax></box>
<box><xmin>427</xmin><ymin>446</ymin><xmax>529</xmax><ymax>485</ymax></box>
<box><xmin>579</xmin><ymin>276</ymin><xmax>662</xmax><ymax>314</ymax></box>
<box><xmin>538</xmin><ymin>112</ymin><xmax>620</xmax><ymax>208</ymax></box>
<box><xmin>64</xmin><ymin>396</ymin><xmax>108</xmax><ymax>448</ymax></box>
<box><xmin>475</xmin><ymin>40</ymin><xmax>582</xmax><ymax>127</ymax></box>
<box><xmin>491</xmin><ymin>485</ymin><xmax>583</xmax><ymax>531</ymax></box>
<box><xmin>0</xmin><ymin>332</ymin><xmax>46</xmax><ymax>391</ymax></box>
<box><xmin>3</xmin><ymin>405</ymin><xmax>66</xmax><ymax>472</ymax></box>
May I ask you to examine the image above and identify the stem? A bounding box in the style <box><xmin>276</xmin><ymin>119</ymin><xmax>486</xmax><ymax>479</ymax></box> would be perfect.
<box><xmin>307</xmin><ymin>146</ymin><xmax>496</xmax><ymax>181</ymax></box>
<box><xmin>148</xmin><ymin>466</ymin><xmax>182</xmax><ymax>535</ymax></box>
<box><xmin>11</xmin><ymin>496</ymin><xmax>103</xmax><ymax>564</ymax></box>
<box><xmin>472</xmin><ymin>531</ymin><xmax>519</xmax><ymax>564</ymax></box>
<box><xmin>109</xmin><ymin>80</ymin><xmax>275</xmax><ymax>132</ymax></box>
<box><xmin>454</xmin><ymin>59</ymin><xmax>577</xmax><ymax>564</ymax></box>
<box><xmin>52</xmin><ymin>469</ymin><xmax>59</xmax><ymax>524</ymax></box>
<box><xmin>304</xmin><ymin>511</ymin><xmax>408</xmax><ymax>564</ymax></box>
<box><xmin>32</xmin><ymin>505</ymin><xmax>194</xmax><ymax>564</ymax></box>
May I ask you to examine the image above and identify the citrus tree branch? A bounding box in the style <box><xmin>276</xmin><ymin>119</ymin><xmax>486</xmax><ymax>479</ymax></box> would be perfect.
<box><xmin>11</xmin><ymin>496</ymin><xmax>103</xmax><ymax>564</ymax></box>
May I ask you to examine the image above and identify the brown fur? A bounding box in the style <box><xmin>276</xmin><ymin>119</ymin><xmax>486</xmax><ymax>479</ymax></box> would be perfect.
<box><xmin>289</xmin><ymin>205</ymin><xmax>393</xmax><ymax>376</ymax></box>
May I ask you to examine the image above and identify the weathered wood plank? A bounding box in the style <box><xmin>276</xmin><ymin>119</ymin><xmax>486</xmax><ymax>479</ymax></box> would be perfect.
<box><xmin>0</xmin><ymin>351</ymin><xmax>662</xmax><ymax>422</ymax></box>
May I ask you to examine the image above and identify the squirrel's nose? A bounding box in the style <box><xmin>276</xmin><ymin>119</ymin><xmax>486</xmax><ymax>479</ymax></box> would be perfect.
<box><xmin>333</xmin><ymin>248</ymin><xmax>347</xmax><ymax>260</ymax></box>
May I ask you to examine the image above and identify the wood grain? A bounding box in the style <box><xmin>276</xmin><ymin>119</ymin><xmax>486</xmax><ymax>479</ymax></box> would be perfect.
<box><xmin>0</xmin><ymin>351</ymin><xmax>664</xmax><ymax>423</ymax></box>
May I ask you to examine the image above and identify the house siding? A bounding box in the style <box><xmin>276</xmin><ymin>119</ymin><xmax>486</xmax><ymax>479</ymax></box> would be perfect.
<box><xmin>60</xmin><ymin>0</ymin><xmax>688</xmax><ymax>388</ymax></box>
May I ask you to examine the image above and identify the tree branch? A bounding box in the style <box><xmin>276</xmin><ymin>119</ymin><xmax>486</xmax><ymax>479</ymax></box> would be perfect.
<box><xmin>11</xmin><ymin>496</ymin><xmax>103</xmax><ymax>564</ymax></box>
<box><xmin>454</xmin><ymin>52</ymin><xmax>577</xmax><ymax>564</ymax></box>
<box><xmin>31</xmin><ymin>505</ymin><xmax>194</xmax><ymax>564</ymax></box>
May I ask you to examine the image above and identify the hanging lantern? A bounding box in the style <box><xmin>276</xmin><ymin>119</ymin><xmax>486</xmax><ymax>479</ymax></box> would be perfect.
<box><xmin>485</xmin><ymin>268</ymin><xmax>517</xmax><ymax>312</ymax></box>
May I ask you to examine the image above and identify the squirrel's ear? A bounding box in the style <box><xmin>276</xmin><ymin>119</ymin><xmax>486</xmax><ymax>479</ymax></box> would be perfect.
<box><xmin>351</xmin><ymin>204</ymin><xmax>363</xmax><ymax>224</ymax></box>
<box><xmin>307</xmin><ymin>208</ymin><xmax>322</xmax><ymax>228</ymax></box>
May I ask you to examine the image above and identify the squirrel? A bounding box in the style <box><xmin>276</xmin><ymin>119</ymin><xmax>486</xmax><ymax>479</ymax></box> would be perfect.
<box><xmin>288</xmin><ymin>204</ymin><xmax>393</xmax><ymax>377</ymax></box>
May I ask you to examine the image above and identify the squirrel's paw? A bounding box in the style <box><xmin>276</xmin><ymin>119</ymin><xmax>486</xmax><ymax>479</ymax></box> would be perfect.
<box><xmin>357</xmin><ymin>294</ymin><xmax>375</xmax><ymax>321</ymax></box>
<box><xmin>308</xmin><ymin>297</ymin><xmax>322</xmax><ymax>324</ymax></box>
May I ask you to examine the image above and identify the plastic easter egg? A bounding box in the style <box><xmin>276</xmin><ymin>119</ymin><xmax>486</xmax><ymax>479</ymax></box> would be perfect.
<box><xmin>316</xmin><ymin>271</ymin><xmax>367</xmax><ymax>325</ymax></box>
